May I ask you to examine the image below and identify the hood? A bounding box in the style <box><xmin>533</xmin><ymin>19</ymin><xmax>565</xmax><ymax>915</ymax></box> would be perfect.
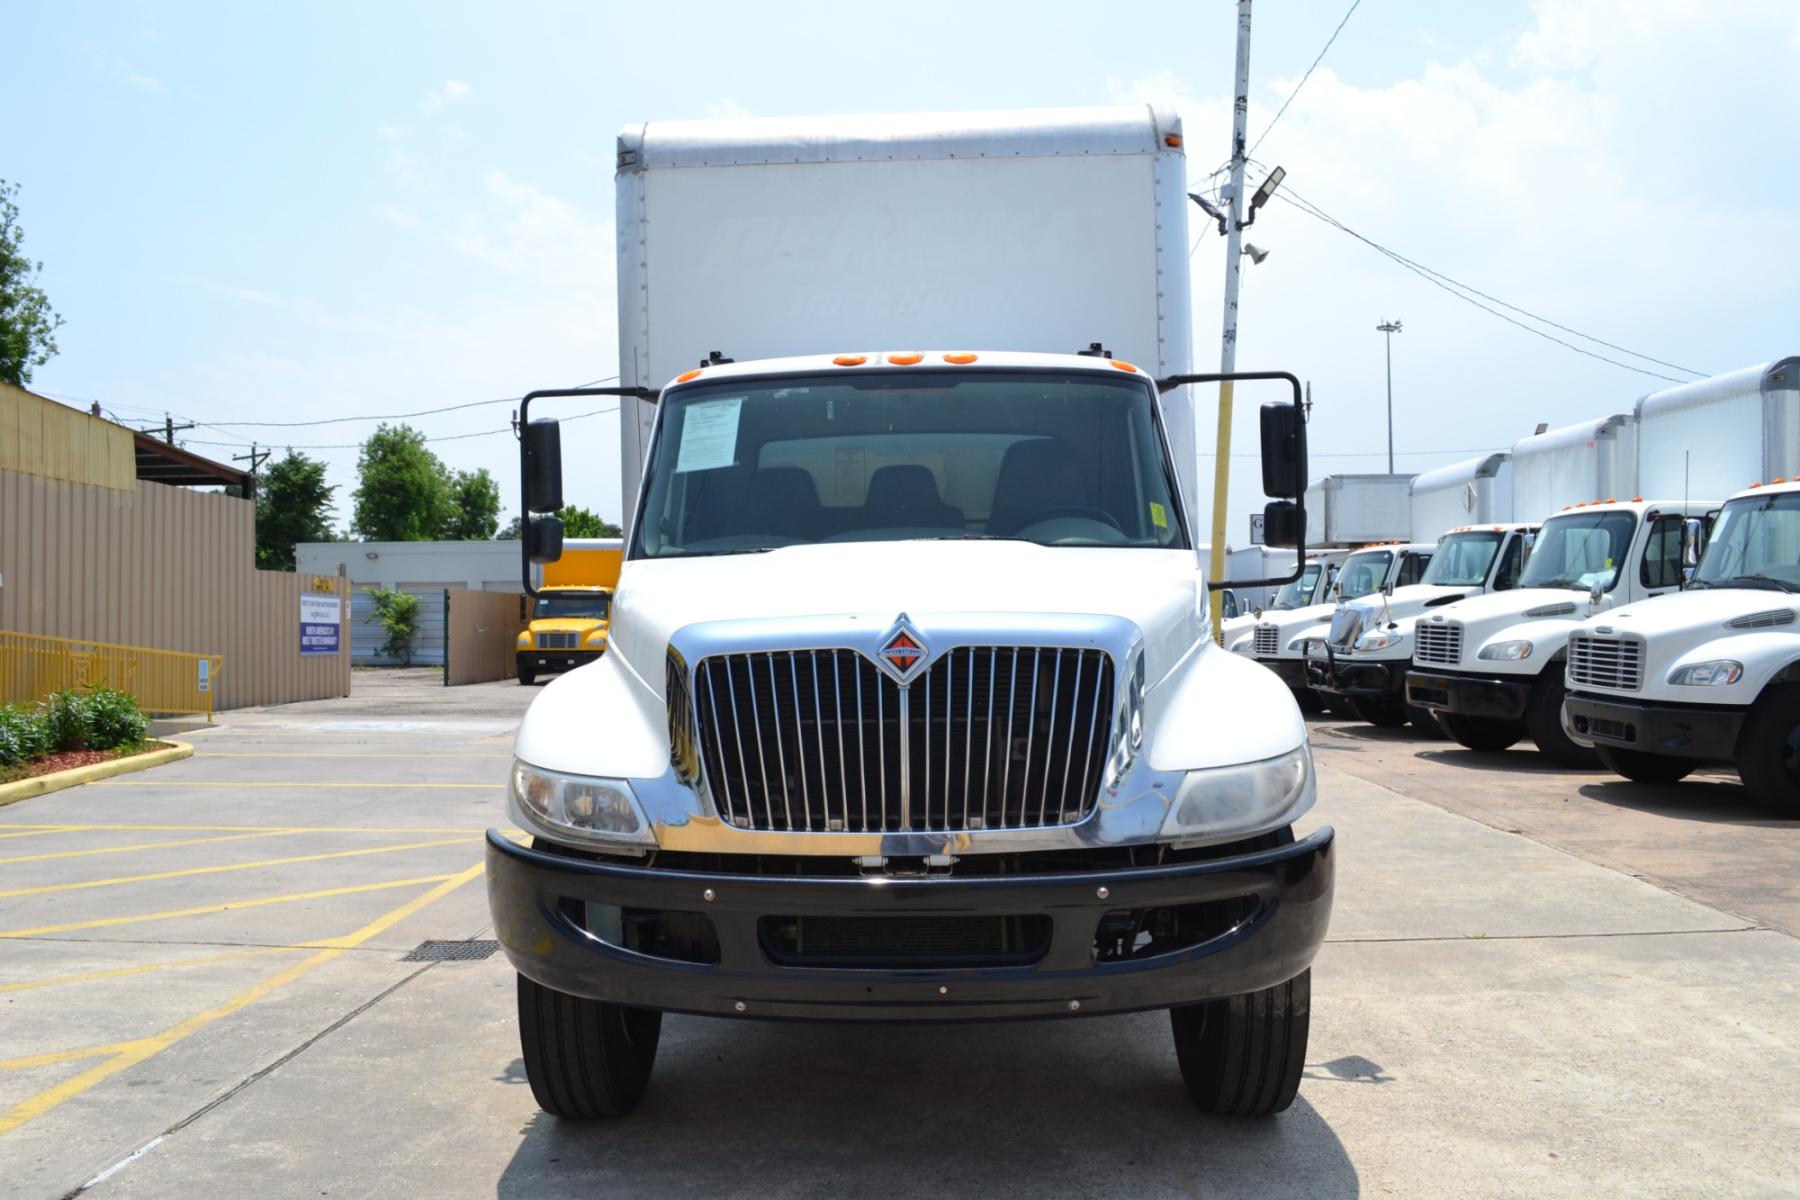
<box><xmin>1576</xmin><ymin>589</ymin><xmax>1800</xmax><ymax>638</ymax></box>
<box><xmin>610</xmin><ymin>542</ymin><xmax>1203</xmax><ymax>692</ymax></box>
<box><xmin>1424</xmin><ymin>587</ymin><xmax>1590</xmax><ymax>629</ymax></box>
<box><xmin>1343</xmin><ymin>583</ymin><xmax>1475</xmax><ymax>627</ymax></box>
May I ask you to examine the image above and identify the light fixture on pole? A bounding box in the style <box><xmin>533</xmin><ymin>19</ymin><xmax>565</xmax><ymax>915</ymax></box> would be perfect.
<box><xmin>1376</xmin><ymin>318</ymin><xmax>1403</xmax><ymax>473</ymax></box>
<box><xmin>1242</xmin><ymin>243</ymin><xmax>1269</xmax><ymax>265</ymax></box>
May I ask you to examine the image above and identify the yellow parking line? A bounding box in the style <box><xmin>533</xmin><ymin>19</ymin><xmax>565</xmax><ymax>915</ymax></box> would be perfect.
<box><xmin>0</xmin><ymin>830</ymin><xmax>296</xmax><ymax>866</ymax></box>
<box><xmin>0</xmin><ymin>873</ymin><xmax>460</xmax><ymax>939</ymax></box>
<box><xmin>0</xmin><ymin>827</ymin><xmax>82</xmax><ymax>841</ymax></box>
<box><xmin>0</xmin><ymin>948</ymin><xmax>296</xmax><ymax>994</ymax></box>
<box><xmin>89</xmin><ymin>781</ymin><xmax>495</xmax><ymax>789</ymax></box>
<box><xmin>0</xmin><ymin>862</ymin><xmax>486</xmax><ymax>1135</ymax></box>
<box><xmin>0</xmin><ymin>1042</ymin><xmax>149</xmax><ymax>1072</ymax></box>
<box><xmin>0</xmin><ymin>836</ymin><xmax>479</xmax><ymax>900</ymax></box>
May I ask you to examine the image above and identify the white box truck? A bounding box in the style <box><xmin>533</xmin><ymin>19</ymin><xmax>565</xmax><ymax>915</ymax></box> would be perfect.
<box><xmin>1633</xmin><ymin>359</ymin><xmax>1800</xmax><ymax>502</ymax></box>
<box><xmin>1304</xmin><ymin>474</ymin><xmax>1412</xmax><ymax>546</ymax></box>
<box><xmin>1508</xmin><ymin>414</ymin><xmax>1636</xmax><ymax>522</ymax></box>
<box><xmin>492</xmin><ymin>107</ymin><xmax>1334</xmax><ymax>1122</ymax></box>
<box><xmin>1410</xmin><ymin>453</ymin><xmax>1513</xmax><ymax>542</ymax></box>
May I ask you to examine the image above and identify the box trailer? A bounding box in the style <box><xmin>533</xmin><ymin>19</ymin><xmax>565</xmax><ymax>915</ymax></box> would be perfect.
<box><xmin>1410</xmin><ymin>453</ymin><xmax>1512</xmax><ymax>542</ymax></box>
<box><xmin>1303</xmin><ymin>474</ymin><xmax>1412</xmax><ymax>547</ymax></box>
<box><xmin>1633</xmin><ymin>359</ymin><xmax>1800</xmax><ymax>501</ymax></box>
<box><xmin>1509</xmin><ymin>415</ymin><xmax>1636</xmax><ymax>522</ymax></box>
<box><xmin>1227</xmin><ymin>545</ymin><xmax>1298</xmax><ymax>609</ymax></box>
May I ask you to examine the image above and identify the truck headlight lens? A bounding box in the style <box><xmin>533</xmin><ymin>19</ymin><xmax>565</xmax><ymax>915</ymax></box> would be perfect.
<box><xmin>1478</xmin><ymin>640</ymin><xmax>1533</xmax><ymax>661</ymax></box>
<box><xmin>510</xmin><ymin>761</ymin><xmax>655</xmax><ymax>847</ymax></box>
<box><xmin>1160</xmin><ymin>745</ymin><xmax>1314</xmax><ymax>845</ymax></box>
<box><xmin>1287</xmin><ymin>635</ymin><xmax>1316</xmax><ymax>653</ymax></box>
<box><xmin>516</xmin><ymin>632</ymin><xmax>531</xmax><ymax>648</ymax></box>
<box><xmin>1667</xmin><ymin>660</ymin><xmax>1742</xmax><ymax>686</ymax></box>
<box><xmin>1356</xmin><ymin>632</ymin><xmax>1399</xmax><ymax>651</ymax></box>
<box><xmin>585</xmin><ymin>630</ymin><xmax>608</xmax><ymax>648</ymax></box>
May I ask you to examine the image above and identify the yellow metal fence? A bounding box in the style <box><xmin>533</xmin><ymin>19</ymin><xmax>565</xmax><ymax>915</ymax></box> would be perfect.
<box><xmin>0</xmin><ymin>631</ymin><xmax>221</xmax><ymax>718</ymax></box>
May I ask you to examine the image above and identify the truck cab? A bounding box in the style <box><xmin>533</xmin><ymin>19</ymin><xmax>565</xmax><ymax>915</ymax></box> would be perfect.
<box><xmin>1220</xmin><ymin>549</ymin><xmax>1344</xmax><ymax>654</ymax></box>
<box><xmin>1244</xmin><ymin>542</ymin><xmax>1433</xmax><ymax>709</ymax></box>
<box><xmin>1307</xmin><ymin>524</ymin><xmax>1537</xmax><ymax>730</ymax></box>
<box><xmin>1563</xmin><ymin>479</ymin><xmax>1800</xmax><ymax>816</ymax></box>
<box><xmin>515</xmin><ymin>540</ymin><xmax>622</xmax><ymax>686</ymax></box>
<box><xmin>1406</xmin><ymin>499</ymin><xmax>1713</xmax><ymax>763</ymax></box>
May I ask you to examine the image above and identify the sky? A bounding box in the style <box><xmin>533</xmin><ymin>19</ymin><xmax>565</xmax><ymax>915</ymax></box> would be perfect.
<box><xmin>5</xmin><ymin>0</ymin><xmax>1798</xmax><ymax>545</ymax></box>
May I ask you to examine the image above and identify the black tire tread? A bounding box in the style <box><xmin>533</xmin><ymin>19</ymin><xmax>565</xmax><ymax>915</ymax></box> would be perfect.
<box><xmin>1595</xmin><ymin>745</ymin><xmax>1695</xmax><ymax>786</ymax></box>
<box><xmin>517</xmin><ymin>974</ymin><xmax>660</xmax><ymax>1119</ymax></box>
<box><xmin>1525</xmin><ymin>672</ymin><xmax>1599</xmax><ymax>767</ymax></box>
<box><xmin>1171</xmin><ymin>969</ymin><xmax>1309</xmax><ymax>1117</ymax></box>
<box><xmin>1439</xmin><ymin>711</ymin><xmax>1522</xmax><ymax>753</ymax></box>
<box><xmin>1736</xmin><ymin>685</ymin><xmax>1800</xmax><ymax>818</ymax></box>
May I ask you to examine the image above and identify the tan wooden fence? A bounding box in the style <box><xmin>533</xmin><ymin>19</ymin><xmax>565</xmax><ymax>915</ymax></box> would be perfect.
<box><xmin>444</xmin><ymin>588</ymin><xmax>527</xmax><ymax>685</ymax></box>
<box><xmin>0</xmin><ymin>467</ymin><xmax>350</xmax><ymax>711</ymax></box>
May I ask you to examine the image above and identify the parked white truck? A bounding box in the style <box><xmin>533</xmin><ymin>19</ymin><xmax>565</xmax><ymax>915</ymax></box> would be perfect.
<box><xmin>1307</xmin><ymin>523</ymin><xmax>1537</xmax><ymax>729</ymax></box>
<box><xmin>1305</xmin><ymin>474</ymin><xmax>1413</xmax><ymax>547</ymax></box>
<box><xmin>1561</xmin><ymin>359</ymin><xmax>1800</xmax><ymax>813</ymax></box>
<box><xmin>489</xmin><ymin>108</ymin><xmax>1335</xmax><ymax>1122</ymax></box>
<box><xmin>1221</xmin><ymin>548</ymin><xmax>1345</xmax><ymax>653</ymax></box>
<box><xmin>1409</xmin><ymin>453</ymin><xmax>1513</xmax><ymax>542</ymax></box>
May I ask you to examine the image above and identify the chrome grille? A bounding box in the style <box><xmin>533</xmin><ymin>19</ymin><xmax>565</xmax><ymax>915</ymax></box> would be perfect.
<box><xmin>1567</xmin><ymin>634</ymin><xmax>1645</xmax><ymax>691</ymax></box>
<box><xmin>1414</xmin><ymin>621</ymin><xmax>1463</xmax><ymax>666</ymax></box>
<box><xmin>691</xmin><ymin>647</ymin><xmax>1115</xmax><ymax>833</ymax></box>
<box><xmin>1253</xmin><ymin>623</ymin><xmax>1281</xmax><ymax>657</ymax></box>
<box><xmin>1327</xmin><ymin>607</ymin><xmax>1363</xmax><ymax>650</ymax></box>
<box><xmin>537</xmin><ymin>631</ymin><xmax>579</xmax><ymax>649</ymax></box>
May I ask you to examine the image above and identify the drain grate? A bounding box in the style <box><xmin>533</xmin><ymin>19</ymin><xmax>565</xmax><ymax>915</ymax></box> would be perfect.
<box><xmin>403</xmin><ymin>939</ymin><xmax>500</xmax><ymax>962</ymax></box>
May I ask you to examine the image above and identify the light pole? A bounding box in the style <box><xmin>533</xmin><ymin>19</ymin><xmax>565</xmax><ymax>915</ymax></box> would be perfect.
<box><xmin>1376</xmin><ymin>319</ymin><xmax>1402</xmax><ymax>473</ymax></box>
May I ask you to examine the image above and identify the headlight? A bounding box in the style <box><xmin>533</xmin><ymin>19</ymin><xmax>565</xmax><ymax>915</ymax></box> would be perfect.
<box><xmin>1160</xmin><ymin>745</ymin><xmax>1314</xmax><ymax>846</ymax></box>
<box><xmin>1287</xmin><ymin>635</ymin><xmax>1315</xmax><ymax>653</ymax></box>
<box><xmin>1667</xmin><ymin>660</ymin><xmax>1743</xmax><ymax>686</ymax></box>
<box><xmin>585</xmin><ymin>629</ymin><xmax>608</xmax><ymax>647</ymax></box>
<box><xmin>516</xmin><ymin>632</ymin><xmax>531</xmax><ymax>648</ymax></box>
<box><xmin>1478</xmin><ymin>640</ymin><xmax>1533</xmax><ymax>661</ymax></box>
<box><xmin>1356</xmin><ymin>631</ymin><xmax>1400</xmax><ymax>652</ymax></box>
<box><xmin>510</xmin><ymin>761</ymin><xmax>655</xmax><ymax>847</ymax></box>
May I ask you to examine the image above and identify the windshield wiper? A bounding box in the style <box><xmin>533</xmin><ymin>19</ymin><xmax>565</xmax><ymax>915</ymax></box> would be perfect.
<box><xmin>674</xmin><ymin>546</ymin><xmax>780</xmax><ymax>558</ymax></box>
<box><xmin>1726</xmin><ymin>574</ymin><xmax>1800</xmax><ymax>593</ymax></box>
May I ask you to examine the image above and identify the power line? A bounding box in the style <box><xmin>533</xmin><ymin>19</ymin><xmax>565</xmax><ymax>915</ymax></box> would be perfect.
<box><xmin>1247</xmin><ymin>0</ymin><xmax>1362</xmax><ymax>159</ymax></box>
<box><xmin>182</xmin><ymin>405</ymin><xmax>620</xmax><ymax>453</ymax></box>
<box><xmin>178</xmin><ymin>377</ymin><xmax>621</xmax><ymax>429</ymax></box>
<box><xmin>1271</xmin><ymin>186</ymin><xmax>1705</xmax><ymax>383</ymax></box>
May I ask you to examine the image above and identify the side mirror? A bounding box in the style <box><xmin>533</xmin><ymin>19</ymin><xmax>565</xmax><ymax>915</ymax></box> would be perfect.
<box><xmin>1680</xmin><ymin>518</ymin><xmax>1704</xmax><ymax>569</ymax></box>
<box><xmin>525</xmin><ymin>515</ymin><xmax>564</xmax><ymax>566</ymax></box>
<box><xmin>1261</xmin><ymin>500</ymin><xmax>1301</xmax><ymax>548</ymax></box>
<box><xmin>1588</xmin><ymin>579</ymin><xmax>1605</xmax><ymax>607</ymax></box>
<box><xmin>1258</xmin><ymin>402</ymin><xmax>1305</xmax><ymax>500</ymax></box>
<box><xmin>1382</xmin><ymin>579</ymin><xmax>1394</xmax><ymax>598</ymax></box>
<box><xmin>523</xmin><ymin>419</ymin><xmax>564</xmax><ymax>514</ymax></box>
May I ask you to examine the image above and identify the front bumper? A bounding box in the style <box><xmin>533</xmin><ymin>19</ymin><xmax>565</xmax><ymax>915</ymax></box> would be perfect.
<box><xmin>485</xmin><ymin>827</ymin><xmax>1335</xmax><ymax>1022</ymax></box>
<box><xmin>1406</xmin><ymin>669</ymin><xmax>1531</xmax><ymax>721</ymax></box>
<box><xmin>1562</xmin><ymin>694</ymin><xmax>1745</xmax><ymax>762</ymax></box>
<box><xmin>1304</xmin><ymin>644</ymin><xmax>1404</xmax><ymax>698</ymax></box>
<box><xmin>517</xmin><ymin>649</ymin><xmax>603</xmax><ymax>675</ymax></box>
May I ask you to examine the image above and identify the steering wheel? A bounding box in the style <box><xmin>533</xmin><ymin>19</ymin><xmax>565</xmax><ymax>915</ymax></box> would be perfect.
<box><xmin>1016</xmin><ymin>506</ymin><xmax>1126</xmax><ymax>533</ymax></box>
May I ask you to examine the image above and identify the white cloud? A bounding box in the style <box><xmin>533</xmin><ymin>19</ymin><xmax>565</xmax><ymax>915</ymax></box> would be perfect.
<box><xmin>420</xmin><ymin>79</ymin><xmax>472</xmax><ymax>115</ymax></box>
<box><xmin>445</xmin><ymin>171</ymin><xmax>612</xmax><ymax>284</ymax></box>
<box><xmin>376</xmin><ymin>123</ymin><xmax>406</xmax><ymax>140</ymax></box>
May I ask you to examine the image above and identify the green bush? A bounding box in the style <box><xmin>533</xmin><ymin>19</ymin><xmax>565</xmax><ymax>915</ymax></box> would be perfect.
<box><xmin>366</xmin><ymin>585</ymin><xmax>421</xmax><ymax>665</ymax></box>
<box><xmin>0</xmin><ymin>704</ymin><xmax>52</xmax><ymax>766</ymax></box>
<box><xmin>46</xmin><ymin>689</ymin><xmax>93</xmax><ymax>751</ymax></box>
<box><xmin>85</xmin><ymin>687</ymin><xmax>148</xmax><ymax>750</ymax></box>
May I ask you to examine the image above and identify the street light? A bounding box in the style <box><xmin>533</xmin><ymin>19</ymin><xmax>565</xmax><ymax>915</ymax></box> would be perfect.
<box><xmin>1376</xmin><ymin>319</ymin><xmax>1403</xmax><ymax>473</ymax></box>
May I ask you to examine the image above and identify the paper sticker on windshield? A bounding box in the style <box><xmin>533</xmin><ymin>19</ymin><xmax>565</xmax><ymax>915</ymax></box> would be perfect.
<box><xmin>1150</xmin><ymin>502</ymin><xmax>1168</xmax><ymax>529</ymax></box>
<box><xmin>674</xmin><ymin>397</ymin><xmax>744</xmax><ymax>473</ymax></box>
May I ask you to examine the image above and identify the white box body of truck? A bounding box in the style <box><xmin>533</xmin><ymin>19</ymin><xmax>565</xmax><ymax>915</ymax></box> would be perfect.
<box><xmin>1509</xmin><ymin>415</ymin><xmax>1636</xmax><ymax>521</ymax></box>
<box><xmin>1410</xmin><ymin>453</ymin><xmax>1513</xmax><ymax>542</ymax></box>
<box><xmin>615</xmin><ymin>107</ymin><xmax>1195</xmax><ymax>526</ymax></box>
<box><xmin>1303</xmin><ymin>474</ymin><xmax>1413</xmax><ymax>547</ymax></box>
<box><xmin>1632</xmin><ymin>359</ymin><xmax>1800</xmax><ymax>502</ymax></box>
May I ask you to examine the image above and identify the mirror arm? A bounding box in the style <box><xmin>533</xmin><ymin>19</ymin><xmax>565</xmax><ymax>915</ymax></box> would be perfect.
<box><xmin>1157</xmin><ymin>372</ymin><xmax>1308</xmax><ymax>593</ymax></box>
<box><xmin>517</xmin><ymin>385</ymin><xmax>659</xmax><ymax>596</ymax></box>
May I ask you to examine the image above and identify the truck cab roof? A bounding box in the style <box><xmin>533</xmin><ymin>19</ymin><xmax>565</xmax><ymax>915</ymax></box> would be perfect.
<box><xmin>659</xmin><ymin>349</ymin><xmax>1160</xmax><ymax>393</ymax></box>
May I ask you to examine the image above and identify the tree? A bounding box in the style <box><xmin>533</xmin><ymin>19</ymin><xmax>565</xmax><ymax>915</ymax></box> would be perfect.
<box><xmin>497</xmin><ymin>506</ymin><xmax>621</xmax><ymax>540</ymax></box>
<box><xmin>442</xmin><ymin>467</ymin><xmax>500</xmax><ymax>540</ymax></box>
<box><xmin>0</xmin><ymin>180</ymin><xmax>64</xmax><ymax>387</ymax></box>
<box><xmin>352</xmin><ymin>423</ymin><xmax>452</xmax><ymax>541</ymax></box>
<box><xmin>255</xmin><ymin>451</ymin><xmax>336</xmax><ymax>570</ymax></box>
<box><xmin>364</xmin><ymin>585</ymin><xmax>421</xmax><ymax>665</ymax></box>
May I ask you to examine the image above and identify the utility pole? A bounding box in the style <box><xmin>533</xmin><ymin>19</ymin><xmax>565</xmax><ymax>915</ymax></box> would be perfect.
<box><xmin>1207</xmin><ymin>0</ymin><xmax>1254</xmax><ymax>642</ymax></box>
<box><xmin>161</xmin><ymin>413</ymin><xmax>195</xmax><ymax>445</ymax></box>
<box><xmin>232</xmin><ymin>442</ymin><xmax>270</xmax><ymax>501</ymax></box>
<box><xmin>1376</xmin><ymin>319</ymin><xmax>1402</xmax><ymax>473</ymax></box>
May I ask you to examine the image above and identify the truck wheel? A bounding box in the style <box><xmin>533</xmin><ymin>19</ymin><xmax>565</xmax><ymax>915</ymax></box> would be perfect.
<box><xmin>1736</xmin><ymin>686</ymin><xmax>1800</xmax><ymax>818</ymax></box>
<box><xmin>518</xmin><ymin>667</ymin><xmax>536</xmax><ymax>687</ymax></box>
<box><xmin>1595</xmin><ymin>746</ymin><xmax>1695</xmax><ymax>786</ymax></box>
<box><xmin>1170</xmin><ymin>969</ymin><xmax>1309</xmax><ymax>1117</ymax></box>
<box><xmin>517</xmin><ymin>974</ymin><xmax>661</xmax><ymax>1118</ymax></box>
<box><xmin>1406</xmin><ymin>705</ymin><xmax>1448</xmax><ymax>738</ymax></box>
<box><xmin>1350</xmin><ymin>697</ymin><xmax>1408</xmax><ymax>728</ymax></box>
<box><xmin>1438</xmin><ymin>712</ymin><xmax>1521</xmax><ymax>752</ymax></box>
<box><xmin>1525</xmin><ymin>674</ymin><xmax>1598</xmax><ymax>768</ymax></box>
<box><xmin>1294</xmin><ymin>688</ymin><xmax>1324</xmax><ymax>715</ymax></box>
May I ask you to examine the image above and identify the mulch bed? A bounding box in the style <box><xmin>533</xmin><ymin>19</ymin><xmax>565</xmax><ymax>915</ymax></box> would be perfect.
<box><xmin>0</xmin><ymin>741</ymin><xmax>175</xmax><ymax>784</ymax></box>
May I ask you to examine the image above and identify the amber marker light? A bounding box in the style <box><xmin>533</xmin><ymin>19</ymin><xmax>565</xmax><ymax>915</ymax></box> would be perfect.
<box><xmin>675</xmin><ymin>369</ymin><xmax>703</xmax><ymax>383</ymax></box>
<box><xmin>943</xmin><ymin>352</ymin><xmax>978</xmax><ymax>364</ymax></box>
<box><xmin>833</xmin><ymin>354</ymin><xmax>868</xmax><ymax>367</ymax></box>
<box><xmin>887</xmin><ymin>352</ymin><xmax>923</xmax><ymax>365</ymax></box>
<box><xmin>1109</xmin><ymin>360</ymin><xmax>1140</xmax><ymax>373</ymax></box>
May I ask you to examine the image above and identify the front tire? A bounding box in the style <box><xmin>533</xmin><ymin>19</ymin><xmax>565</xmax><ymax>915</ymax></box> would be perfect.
<box><xmin>1736</xmin><ymin>685</ymin><xmax>1800</xmax><ymax>818</ymax></box>
<box><xmin>1350</xmin><ymin>696</ymin><xmax>1409</xmax><ymax>728</ymax></box>
<box><xmin>1595</xmin><ymin>745</ymin><xmax>1695</xmax><ymax>786</ymax></box>
<box><xmin>1525</xmin><ymin>673</ymin><xmax>1599</xmax><ymax>767</ymax></box>
<box><xmin>1171</xmin><ymin>969</ymin><xmax>1310</xmax><ymax>1117</ymax></box>
<box><xmin>517</xmin><ymin>974</ymin><xmax>662</xmax><ymax>1118</ymax></box>
<box><xmin>1406</xmin><ymin>704</ymin><xmax>1448</xmax><ymax>738</ymax></box>
<box><xmin>1438</xmin><ymin>712</ymin><xmax>1522</xmax><ymax>752</ymax></box>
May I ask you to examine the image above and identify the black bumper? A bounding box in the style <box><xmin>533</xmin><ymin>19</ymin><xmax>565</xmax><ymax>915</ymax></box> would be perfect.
<box><xmin>1563</xmin><ymin>694</ymin><xmax>1745</xmax><ymax>762</ymax></box>
<box><xmin>517</xmin><ymin>650</ymin><xmax>602</xmax><ymax>675</ymax></box>
<box><xmin>1406</xmin><ymin>669</ymin><xmax>1532</xmax><ymax>721</ymax></box>
<box><xmin>1255</xmin><ymin>657</ymin><xmax>1310</xmax><ymax>690</ymax></box>
<box><xmin>485</xmin><ymin>827</ymin><xmax>1335</xmax><ymax>1023</ymax></box>
<box><xmin>1305</xmin><ymin>645</ymin><xmax>1403</xmax><ymax>699</ymax></box>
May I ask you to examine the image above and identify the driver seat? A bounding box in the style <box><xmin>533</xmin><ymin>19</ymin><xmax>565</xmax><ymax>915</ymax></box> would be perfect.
<box><xmin>987</xmin><ymin>438</ymin><xmax>1086</xmax><ymax>536</ymax></box>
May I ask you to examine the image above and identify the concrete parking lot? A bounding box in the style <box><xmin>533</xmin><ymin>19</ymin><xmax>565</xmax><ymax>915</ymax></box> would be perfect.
<box><xmin>2</xmin><ymin>671</ymin><xmax>1797</xmax><ymax>1198</ymax></box>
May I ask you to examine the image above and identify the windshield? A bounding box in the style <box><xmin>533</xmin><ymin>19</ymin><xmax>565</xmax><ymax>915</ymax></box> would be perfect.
<box><xmin>1271</xmin><ymin>563</ymin><xmax>1324</xmax><ymax>609</ymax></box>
<box><xmin>1421</xmin><ymin>532</ymin><xmax>1504</xmax><ymax>587</ymax></box>
<box><xmin>1334</xmin><ymin>551</ymin><xmax>1392</xmax><ymax>600</ymax></box>
<box><xmin>1694</xmin><ymin>491</ymin><xmax>1800</xmax><ymax>591</ymax></box>
<box><xmin>1520</xmin><ymin>512</ymin><xmax>1637</xmax><ymax>591</ymax></box>
<box><xmin>534</xmin><ymin>593</ymin><xmax>611</xmax><ymax>620</ymax></box>
<box><xmin>632</xmin><ymin>372</ymin><xmax>1187</xmax><ymax>558</ymax></box>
